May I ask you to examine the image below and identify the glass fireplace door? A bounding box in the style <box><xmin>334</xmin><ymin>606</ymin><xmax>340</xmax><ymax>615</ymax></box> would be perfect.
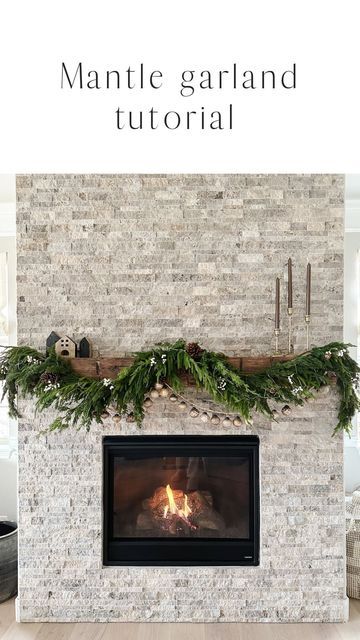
<box><xmin>103</xmin><ymin>435</ymin><xmax>259</xmax><ymax>566</ymax></box>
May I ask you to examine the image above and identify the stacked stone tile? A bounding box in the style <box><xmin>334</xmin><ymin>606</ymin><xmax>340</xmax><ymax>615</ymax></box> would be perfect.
<box><xmin>16</xmin><ymin>174</ymin><xmax>343</xmax><ymax>356</ymax></box>
<box><xmin>16</xmin><ymin>174</ymin><xmax>346</xmax><ymax>622</ymax></box>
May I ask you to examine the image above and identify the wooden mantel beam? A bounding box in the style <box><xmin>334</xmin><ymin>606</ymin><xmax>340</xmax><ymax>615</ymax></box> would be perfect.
<box><xmin>69</xmin><ymin>354</ymin><xmax>295</xmax><ymax>380</ymax></box>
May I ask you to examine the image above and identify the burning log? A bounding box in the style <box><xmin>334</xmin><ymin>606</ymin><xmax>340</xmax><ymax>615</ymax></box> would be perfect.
<box><xmin>136</xmin><ymin>484</ymin><xmax>225</xmax><ymax>536</ymax></box>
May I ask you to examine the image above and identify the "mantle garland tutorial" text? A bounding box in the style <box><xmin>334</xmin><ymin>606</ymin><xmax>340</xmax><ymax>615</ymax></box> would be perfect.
<box><xmin>61</xmin><ymin>62</ymin><xmax>297</xmax><ymax>132</ymax></box>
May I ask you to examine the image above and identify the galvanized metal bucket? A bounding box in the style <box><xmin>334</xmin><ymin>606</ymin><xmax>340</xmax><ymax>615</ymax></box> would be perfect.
<box><xmin>0</xmin><ymin>521</ymin><xmax>17</xmax><ymax>603</ymax></box>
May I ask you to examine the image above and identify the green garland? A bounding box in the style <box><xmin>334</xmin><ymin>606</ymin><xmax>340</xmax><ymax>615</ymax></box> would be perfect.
<box><xmin>0</xmin><ymin>340</ymin><xmax>359</xmax><ymax>435</ymax></box>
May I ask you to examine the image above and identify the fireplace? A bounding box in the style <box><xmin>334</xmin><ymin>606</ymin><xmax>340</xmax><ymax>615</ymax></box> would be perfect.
<box><xmin>103</xmin><ymin>435</ymin><xmax>260</xmax><ymax>566</ymax></box>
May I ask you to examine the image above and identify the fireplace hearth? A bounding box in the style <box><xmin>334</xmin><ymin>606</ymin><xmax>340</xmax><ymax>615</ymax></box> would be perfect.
<box><xmin>103</xmin><ymin>435</ymin><xmax>260</xmax><ymax>566</ymax></box>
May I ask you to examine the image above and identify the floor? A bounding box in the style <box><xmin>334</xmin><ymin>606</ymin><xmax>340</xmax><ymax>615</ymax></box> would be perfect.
<box><xmin>0</xmin><ymin>599</ymin><xmax>360</xmax><ymax>640</ymax></box>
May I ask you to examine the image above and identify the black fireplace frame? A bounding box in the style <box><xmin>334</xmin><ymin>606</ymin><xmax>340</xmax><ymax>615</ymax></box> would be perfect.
<box><xmin>103</xmin><ymin>435</ymin><xmax>260</xmax><ymax>566</ymax></box>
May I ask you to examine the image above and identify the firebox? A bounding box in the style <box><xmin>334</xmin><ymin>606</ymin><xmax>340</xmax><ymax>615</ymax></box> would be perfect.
<box><xmin>103</xmin><ymin>435</ymin><xmax>260</xmax><ymax>566</ymax></box>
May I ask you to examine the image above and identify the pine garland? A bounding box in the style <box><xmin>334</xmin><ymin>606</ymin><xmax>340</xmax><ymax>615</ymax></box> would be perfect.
<box><xmin>0</xmin><ymin>340</ymin><xmax>359</xmax><ymax>435</ymax></box>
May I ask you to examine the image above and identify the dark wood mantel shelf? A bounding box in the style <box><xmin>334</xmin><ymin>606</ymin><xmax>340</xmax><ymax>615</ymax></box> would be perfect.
<box><xmin>69</xmin><ymin>354</ymin><xmax>295</xmax><ymax>380</ymax></box>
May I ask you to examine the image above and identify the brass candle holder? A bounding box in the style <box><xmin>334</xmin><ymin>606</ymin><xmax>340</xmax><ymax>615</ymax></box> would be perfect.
<box><xmin>287</xmin><ymin>307</ymin><xmax>293</xmax><ymax>354</ymax></box>
<box><xmin>274</xmin><ymin>328</ymin><xmax>280</xmax><ymax>355</ymax></box>
<box><xmin>305</xmin><ymin>314</ymin><xmax>311</xmax><ymax>350</ymax></box>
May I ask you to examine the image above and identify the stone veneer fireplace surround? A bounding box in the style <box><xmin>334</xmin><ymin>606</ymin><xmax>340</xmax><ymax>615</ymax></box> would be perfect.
<box><xmin>16</xmin><ymin>174</ymin><xmax>346</xmax><ymax>623</ymax></box>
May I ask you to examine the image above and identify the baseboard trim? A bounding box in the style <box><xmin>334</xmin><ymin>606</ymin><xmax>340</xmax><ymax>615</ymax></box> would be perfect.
<box><xmin>15</xmin><ymin>595</ymin><xmax>20</xmax><ymax>622</ymax></box>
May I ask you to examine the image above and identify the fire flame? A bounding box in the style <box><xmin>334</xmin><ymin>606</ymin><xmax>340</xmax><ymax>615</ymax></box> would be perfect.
<box><xmin>183</xmin><ymin>494</ymin><xmax>191</xmax><ymax>518</ymax></box>
<box><xmin>166</xmin><ymin>483</ymin><xmax>178</xmax><ymax>515</ymax></box>
<box><xmin>164</xmin><ymin>484</ymin><xmax>192</xmax><ymax>519</ymax></box>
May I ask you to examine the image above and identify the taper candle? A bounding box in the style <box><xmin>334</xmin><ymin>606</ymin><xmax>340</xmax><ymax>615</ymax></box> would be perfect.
<box><xmin>287</xmin><ymin>258</ymin><xmax>293</xmax><ymax>309</ymax></box>
<box><xmin>275</xmin><ymin>277</ymin><xmax>280</xmax><ymax>329</ymax></box>
<box><xmin>306</xmin><ymin>263</ymin><xmax>311</xmax><ymax>316</ymax></box>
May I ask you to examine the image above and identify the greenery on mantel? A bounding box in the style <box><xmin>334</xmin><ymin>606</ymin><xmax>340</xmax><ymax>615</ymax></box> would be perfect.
<box><xmin>0</xmin><ymin>340</ymin><xmax>359</xmax><ymax>435</ymax></box>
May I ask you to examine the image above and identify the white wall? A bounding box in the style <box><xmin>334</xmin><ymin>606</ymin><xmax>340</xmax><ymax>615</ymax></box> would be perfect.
<box><xmin>0</xmin><ymin>174</ymin><xmax>16</xmax><ymax>235</ymax></box>
<box><xmin>0</xmin><ymin>174</ymin><xmax>16</xmax><ymax>522</ymax></box>
<box><xmin>0</xmin><ymin>457</ymin><xmax>17</xmax><ymax>522</ymax></box>
<box><xmin>344</xmin><ymin>175</ymin><xmax>360</xmax><ymax>492</ymax></box>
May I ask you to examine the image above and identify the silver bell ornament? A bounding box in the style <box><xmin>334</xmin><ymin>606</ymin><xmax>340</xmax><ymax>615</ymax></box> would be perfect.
<box><xmin>327</xmin><ymin>371</ymin><xmax>337</xmax><ymax>386</ymax></box>
<box><xmin>189</xmin><ymin>407</ymin><xmax>199</xmax><ymax>418</ymax></box>
<box><xmin>281</xmin><ymin>405</ymin><xmax>292</xmax><ymax>416</ymax></box>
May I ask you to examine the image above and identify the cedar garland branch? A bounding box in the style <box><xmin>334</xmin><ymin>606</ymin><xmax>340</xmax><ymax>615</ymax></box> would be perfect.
<box><xmin>0</xmin><ymin>340</ymin><xmax>358</xmax><ymax>435</ymax></box>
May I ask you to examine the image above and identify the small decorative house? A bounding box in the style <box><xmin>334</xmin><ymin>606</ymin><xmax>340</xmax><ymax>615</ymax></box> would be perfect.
<box><xmin>79</xmin><ymin>337</ymin><xmax>91</xmax><ymax>358</ymax></box>
<box><xmin>54</xmin><ymin>336</ymin><xmax>76</xmax><ymax>358</ymax></box>
<box><xmin>46</xmin><ymin>331</ymin><xmax>60</xmax><ymax>355</ymax></box>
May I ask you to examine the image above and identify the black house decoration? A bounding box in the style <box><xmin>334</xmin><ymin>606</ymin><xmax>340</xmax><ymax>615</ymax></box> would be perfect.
<box><xmin>79</xmin><ymin>337</ymin><xmax>91</xmax><ymax>358</ymax></box>
<box><xmin>46</xmin><ymin>331</ymin><xmax>60</xmax><ymax>355</ymax></box>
